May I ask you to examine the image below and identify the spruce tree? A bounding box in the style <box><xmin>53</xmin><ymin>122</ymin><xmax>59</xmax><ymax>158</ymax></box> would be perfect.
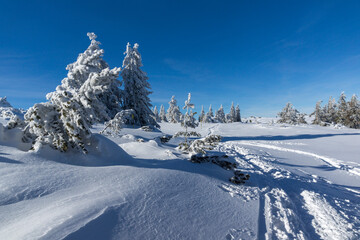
<box><xmin>203</xmin><ymin>105</ymin><xmax>214</xmax><ymax>123</ymax></box>
<box><xmin>153</xmin><ymin>106</ymin><xmax>161</xmax><ymax>122</ymax></box>
<box><xmin>167</xmin><ymin>96</ymin><xmax>182</xmax><ymax>123</ymax></box>
<box><xmin>160</xmin><ymin>104</ymin><xmax>167</xmax><ymax>122</ymax></box>
<box><xmin>121</xmin><ymin>43</ymin><xmax>157</xmax><ymax>127</ymax></box>
<box><xmin>198</xmin><ymin>105</ymin><xmax>205</xmax><ymax>123</ymax></box>
<box><xmin>337</xmin><ymin>92</ymin><xmax>348</xmax><ymax>125</ymax></box>
<box><xmin>347</xmin><ymin>94</ymin><xmax>360</xmax><ymax>128</ymax></box>
<box><xmin>226</xmin><ymin>102</ymin><xmax>236</xmax><ymax>123</ymax></box>
<box><xmin>278</xmin><ymin>102</ymin><xmax>306</xmax><ymax>124</ymax></box>
<box><xmin>235</xmin><ymin>104</ymin><xmax>241</xmax><ymax>122</ymax></box>
<box><xmin>214</xmin><ymin>105</ymin><xmax>226</xmax><ymax>123</ymax></box>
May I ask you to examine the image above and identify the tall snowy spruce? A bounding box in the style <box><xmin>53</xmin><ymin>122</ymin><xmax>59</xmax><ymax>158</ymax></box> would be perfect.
<box><xmin>203</xmin><ymin>105</ymin><xmax>214</xmax><ymax>123</ymax></box>
<box><xmin>167</xmin><ymin>96</ymin><xmax>182</xmax><ymax>123</ymax></box>
<box><xmin>159</xmin><ymin>104</ymin><xmax>167</xmax><ymax>122</ymax></box>
<box><xmin>121</xmin><ymin>43</ymin><xmax>157</xmax><ymax>127</ymax></box>
<box><xmin>235</xmin><ymin>104</ymin><xmax>241</xmax><ymax>122</ymax></box>
<box><xmin>198</xmin><ymin>105</ymin><xmax>205</xmax><ymax>123</ymax></box>
<box><xmin>214</xmin><ymin>105</ymin><xmax>226</xmax><ymax>123</ymax></box>
<box><xmin>312</xmin><ymin>101</ymin><xmax>324</xmax><ymax>125</ymax></box>
<box><xmin>226</xmin><ymin>102</ymin><xmax>237</xmax><ymax>123</ymax></box>
<box><xmin>47</xmin><ymin>32</ymin><xmax>123</xmax><ymax>125</ymax></box>
<box><xmin>347</xmin><ymin>94</ymin><xmax>360</xmax><ymax>129</ymax></box>
<box><xmin>153</xmin><ymin>106</ymin><xmax>161</xmax><ymax>122</ymax></box>
<box><xmin>25</xmin><ymin>32</ymin><xmax>122</xmax><ymax>153</ymax></box>
<box><xmin>337</xmin><ymin>92</ymin><xmax>348</xmax><ymax>125</ymax></box>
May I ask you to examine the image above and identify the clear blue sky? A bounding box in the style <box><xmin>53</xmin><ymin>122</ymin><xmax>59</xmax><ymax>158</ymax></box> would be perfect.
<box><xmin>1</xmin><ymin>0</ymin><xmax>360</xmax><ymax>117</ymax></box>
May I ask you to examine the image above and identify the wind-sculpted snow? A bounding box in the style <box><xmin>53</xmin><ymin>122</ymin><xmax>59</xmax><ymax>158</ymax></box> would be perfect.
<box><xmin>0</xmin><ymin>121</ymin><xmax>359</xmax><ymax>239</ymax></box>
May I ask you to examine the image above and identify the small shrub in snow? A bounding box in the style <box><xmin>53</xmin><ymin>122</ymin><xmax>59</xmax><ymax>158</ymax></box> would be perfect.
<box><xmin>100</xmin><ymin>109</ymin><xmax>139</xmax><ymax>135</ymax></box>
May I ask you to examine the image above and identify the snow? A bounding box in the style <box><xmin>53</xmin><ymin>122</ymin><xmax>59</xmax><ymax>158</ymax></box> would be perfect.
<box><xmin>0</xmin><ymin>119</ymin><xmax>359</xmax><ymax>239</ymax></box>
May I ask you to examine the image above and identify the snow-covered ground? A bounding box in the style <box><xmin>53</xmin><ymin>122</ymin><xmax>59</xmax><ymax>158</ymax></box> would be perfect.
<box><xmin>0</xmin><ymin>120</ymin><xmax>359</xmax><ymax>239</ymax></box>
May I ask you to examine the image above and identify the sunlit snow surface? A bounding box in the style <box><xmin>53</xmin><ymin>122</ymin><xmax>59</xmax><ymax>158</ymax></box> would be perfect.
<box><xmin>0</xmin><ymin>119</ymin><xmax>359</xmax><ymax>240</ymax></box>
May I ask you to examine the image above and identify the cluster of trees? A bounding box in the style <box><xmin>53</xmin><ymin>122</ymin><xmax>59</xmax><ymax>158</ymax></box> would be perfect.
<box><xmin>23</xmin><ymin>33</ymin><xmax>156</xmax><ymax>153</ymax></box>
<box><xmin>153</xmin><ymin>98</ymin><xmax>242</xmax><ymax>124</ymax></box>
<box><xmin>311</xmin><ymin>92</ymin><xmax>360</xmax><ymax>129</ymax></box>
<box><xmin>277</xmin><ymin>102</ymin><xmax>306</xmax><ymax>124</ymax></box>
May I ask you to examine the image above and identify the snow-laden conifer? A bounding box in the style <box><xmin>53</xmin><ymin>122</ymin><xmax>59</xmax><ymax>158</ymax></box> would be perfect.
<box><xmin>214</xmin><ymin>105</ymin><xmax>226</xmax><ymax>123</ymax></box>
<box><xmin>337</xmin><ymin>92</ymin><xmax>348</xmax><ymax>125</ymax></box>
<box><xmin>26</xmin><ymin>32</ymin><xmax>121</xmax><ymax>153</ymax></box>
<box><xmin>121</xmin><ymin>43</ymin><xmax>157</xmax><ymax>127</ymax></box>
<box><xmin>347</xmin><ymin>94</ymin><xmax>360</xmax><ymax>129</ymax></box>
<box><xmin>312</xmin><ymin>101</ymin><xmax>324</xmax><ymax>125</ymax></box>
<box><xmin>153</xmin><ymin>106</ymin><xmax>161</xmax><ymax>122</ymax></box>
<box><xmin>167</xmin><ymin>96</ymin><xmax>182</xmax><ymax>123</ymax></box>
<box><xmin>198</xmin><ymin>105</ymin><xmax>205</xmax><ymax>123</ymax></box>
<box><xmin>323</xmin><ymin>97</ymin><xmax>337</xmax><ymax>124</ymax></box>
<box><xmin>159</xmin><ymin>104</ymin><xmax>167</xmax><ymax>122</ymax></box>
<box><xmin>235</xmin><ymin>104</ymin><xmax>242</xmax><ymax>122</ymax></box>
<box><xmin>278</xmin><ymin>102</ymin><xmax>306</xmax><ymax>124</ymax></box>
<box><xmin>226</xmin><ymin>102</ymin><xmax>236</xmax><ymax>123</ymax></box>
<box><xmin>203</xmin><ymin>105</ymin><xmax>214</xmax><ymax>123</ymax></box>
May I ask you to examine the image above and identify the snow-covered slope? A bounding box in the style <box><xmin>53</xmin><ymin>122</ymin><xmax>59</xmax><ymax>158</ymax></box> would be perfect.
<box><xmin>0</xmin><ymin>121</ymin><xmax>359</xmax><ymax>239</ymax></box>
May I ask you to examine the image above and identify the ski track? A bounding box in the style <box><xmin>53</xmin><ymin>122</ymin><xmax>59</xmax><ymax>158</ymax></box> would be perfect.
<box><xmin>237</xmin><ymin>141</ymin><xmax>360</xmax><ymax>177</ymax></box>
<box><xmin>218</xmin><ymin>141</ymin><xmax>360</xmax><ymax>240</ymax></box>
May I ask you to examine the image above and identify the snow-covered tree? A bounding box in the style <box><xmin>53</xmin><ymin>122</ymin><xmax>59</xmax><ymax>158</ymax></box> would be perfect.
<box><xmin>214</xmin><ymin>105</ymin><xmax>226</xmax><ymax>123</ymax></box>
<box><xmin>0</xmin><ymin>96</ymin><xmax>12</xmax><ymax>108</ymax></box>
<box><xmin>312</xmin><ymin>101</ymin><xmax>324</xmax><ymax>125</ymax></box>
<box><xmin>323</xmin><ymin>96</ymin><xmax>337</xmax><ymax>124</ymax></box>
<box><xmin>337</xmin><ymin>92</ymin><xmax>348</xmax><ymax>125</ymax></box>
<box><xmin>278</xmin><ymin>102</ymin><xmax>306</xmax><ymax>124</ymax></box>
<box><xmin>198</xmin><ymin>105</ymin><xmax>205</xmax><ymax>123</ymax></box>
<box><xmin>175</xmin><ymin>93</ymin><xmax>201</xmax><ymax>152</ymax></box>
<box><xmin>203</xmin><ymin>105</ymin><xmax>214</xmax><ymax>123</ymax></box>
<box><xmin>24</xmin><ymin>102</ymin><xmax>91</xmax><ymax>153</ymax></box>
<box><xmin>226</xmin><ymin>102</ymin><xmax>237</xmax><ymax>123</ymax></box>
<box><xmin>47</xmin><ymin>32</ymin><xmax>123</xmax><ymax>125</ymax></box>
<box><xmin>121</xmin><ymin>43</ymin><xmax>157</xmax><ymax>127</ymax></box>
<box><xmin>100</xmin><ymin>109</ymin><xmax>139</xmax><ymax>136</ymax></box>
<box><xmin>235</xmin><ymin>104</ymin><xmax>242</xmax><ymax>122</ymax></box>
<box><xmin>153</xmin><ymin>106</ymin><xmax>160</xmax><ymax>122</ymax></box>
<box><xmin>26</xmin><ymin>32</ymin><xmax>123</xmax><ymax>153</ymax></box>
<box><xmin>347</xmin><ymin>94</ymin><xmax>360</xmax><ymax>129</ymax></box>
<box><xmin>159</xmin><ymin>104</ymin><xmax>167</xmax><ymax>122</ymax></box>
<box><xmin>167</xmin><ymin>96</ymin><xmax>182</xmax><ymax>123</ymax></box>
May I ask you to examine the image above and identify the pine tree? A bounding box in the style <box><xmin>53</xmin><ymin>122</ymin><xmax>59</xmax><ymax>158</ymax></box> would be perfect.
<box><xmin>153</xmin><ymin>106</ymin><xmax>161</xmax><ymax>122</ymax></box>
<box><xmin>347</xmin><ymin>94</ymin><xmax>360</xmax><ymax>129</ymax></box>
<box><xmin>235</xmin><ymin>104</ymin><xmax>241</xmax><ymax>122</ymax></box>
<box><xmin>159</xmin><ymin>104</ymin><xmax>167</xmax><ymax>122</ymax></box>
<box><xmin>278</xmin><ymin>102</ymin><xmax>306</xmax><ymax>124</ymax></box>
<box><xmin>25</xmin><ymin>32</ymin><xmax>121</xmax><ymax>153</ymax></box>
<box><xmin>226</xmin><ymin>102</ymin><xmax>236</xmax><ymax>123</ymax></box>
<box><xmin>312</xmin><ymin>101</ymin><xmax>324</xmax><ymax>125</ymax></box>
<box><xmin>323</xmin><ymin>96</ymin><xmax>337</xmax><ymax>124</ymax></box>
<box><xmin>167</xmin><ymin>96</ymin><xmax>182</xmax><ymax>123</ymax></box>
<box><xmin>214</xmin><ymin>105</ymin><xmax>226</xmax><ymax>123</ymax></box>
<box><xmin>337</xmin><ymin>92</ymin><xmax>348</xmax><ymax>125</ymax></box>
<box><xmin>121</xmin><ymin>43</ymin><xmax>157</xmax><ymax>127</ymax></box>
<box><xmin>47</xmin><ymin>32</ymin><xmax>123</xmax><ymax>125</ymax></box>
<box><xmin>203</xmin><ymin>105</ymin><xmax>214</xmax><ymax>123</ymax></box>
<box><xmin>198</xmin><ymin>105</ymin><xmax>205</xmax><ymax>122</ymax></box>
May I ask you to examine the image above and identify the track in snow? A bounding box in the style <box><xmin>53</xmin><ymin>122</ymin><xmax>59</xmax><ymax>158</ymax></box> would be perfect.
<box><xmin>218</xmin><ymin>141</ymin><xmax>360</xmax><ymax>240</ymax></box>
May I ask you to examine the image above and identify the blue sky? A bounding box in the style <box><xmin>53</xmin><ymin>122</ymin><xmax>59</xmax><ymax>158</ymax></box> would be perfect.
<box><xmin>1</xmin><ymin>0</ymin><xmax>360</xmax><ymax>117</ymax></box>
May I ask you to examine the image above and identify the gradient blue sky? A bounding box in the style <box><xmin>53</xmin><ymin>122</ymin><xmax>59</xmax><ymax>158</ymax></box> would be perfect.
<box><xmin>1</xmin><ymin>0</ymin><xmax>360</xmax><ymax>117</ymax></box>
